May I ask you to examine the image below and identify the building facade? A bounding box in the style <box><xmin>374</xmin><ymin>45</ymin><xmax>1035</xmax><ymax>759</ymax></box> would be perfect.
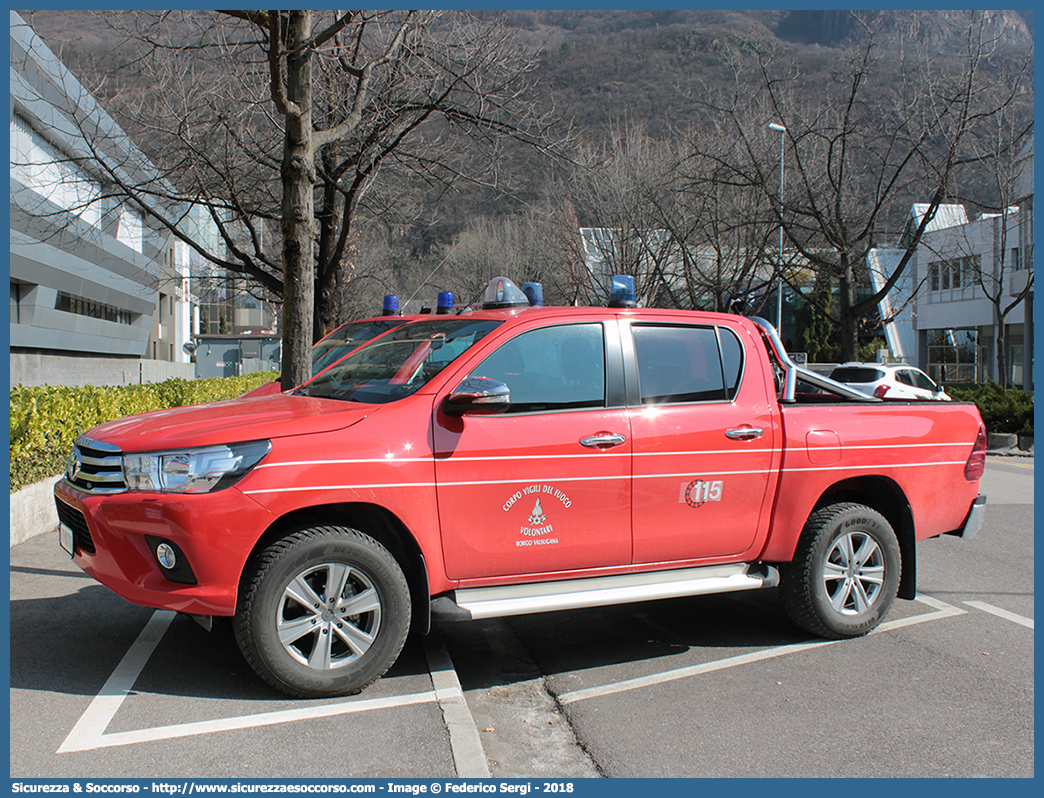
<box><xmin>9</xmin><ymin>11</ymin><xmax>195</xmax><ymax>388</ymax></box>
<box><xmin>909</xmin><ymin>139</ymin><xmax>1034</xmax><ymax>390</ymax></box>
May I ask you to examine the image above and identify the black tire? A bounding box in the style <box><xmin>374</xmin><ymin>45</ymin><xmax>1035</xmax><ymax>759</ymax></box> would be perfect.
<box><xmin>234</xmin><ymin>526</ymin><xmax>411</xmax><ymax>698</ymax></box>
<box><xmin>779</xmin><ymin>503</ymin><xmax>901</xmax><ymax>639</ymax></box>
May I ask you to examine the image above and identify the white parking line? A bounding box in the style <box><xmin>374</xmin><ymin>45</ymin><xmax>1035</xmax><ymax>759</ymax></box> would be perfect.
<box><xmin>62</xmin><ymin>690</ymin><xmax>438</xmax><ymax>752</ymax></box>
<box><xmin>558</xmin><ymin>595</ymin><xmax>966</xmax><ymax>705</ymax></box>
<box><xmin>964</xmin><ymin>600</ymin><xmax>1034</xmax><ymax>629</ymax></box>
<box><xmin>423</xmin><ymin>633</ymin><xmax>491</xmax><ymax>777</ymax></box>
<box><xmin>56</xmin><ymin>594</ymin><xmax>981</xmax><ymax>753</ymax></box>
<box><xmin>58</xmin><ymin>610</ymin><xmax>176</xmax><ymax>753</ymax></box>
<box><xmin>57</xmin><ymin>610</ymin><xmax>439</xmax><ymax>754</ymax></box>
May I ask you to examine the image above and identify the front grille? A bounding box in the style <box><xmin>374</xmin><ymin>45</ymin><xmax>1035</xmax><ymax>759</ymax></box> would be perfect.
<box><xmin>55</xmin><ymin>498</ymin><xmax>95</xmax><ymax>555</ymax></box>
<box><xmin>66</xmin><ymin>436</ymin><xmax>126</xmax><ymax>493</ymax></box>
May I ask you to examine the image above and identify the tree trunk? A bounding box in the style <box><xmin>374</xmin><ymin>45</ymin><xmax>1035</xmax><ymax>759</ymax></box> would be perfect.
<box><xmin>279</xmin><ymin>11</ymin><xmax>316</xmax><ymax>390</ymax></box>
<box><xmin>315</xmin><ymin>146</ymin><xmax>346</xmax><ymax>341</ymax></box>
<box><xmin>837</xmin><ymin>257</ymin><xmax>859</xmax><ymax>361</ymax></box>
<box><xmin>996</xmin><ymin>329</ymin><xmax>1008</xmax><ymax>388</ymax></box>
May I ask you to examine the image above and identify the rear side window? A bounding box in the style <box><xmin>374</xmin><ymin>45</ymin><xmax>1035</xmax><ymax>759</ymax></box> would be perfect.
<box><xmin>632</xmin><ymin>324</ymin><xmax>743</xmax><ymax>404</ymax></box>
<box><xmin>830</xmin><ymin>367</ymin><xmax>884</xmax><ymax>384</ymax></box>
<box><xmin>910</xmin><ymin>370</ymin><xmax>938</xmax><ymax>391</ymax></box>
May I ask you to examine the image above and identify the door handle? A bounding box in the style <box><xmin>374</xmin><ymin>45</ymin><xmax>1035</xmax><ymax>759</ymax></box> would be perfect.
<box><xmin>725</xmin><ymin>427</ymin><xmax>765</xmax><ymax>440</ymax></box>
<box><xmin>580</xmin><ymin>432</ymin><xmax>627</xmax><ymax>449</ymax></box>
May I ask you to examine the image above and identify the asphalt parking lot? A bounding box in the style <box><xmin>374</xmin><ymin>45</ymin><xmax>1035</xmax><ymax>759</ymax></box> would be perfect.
<box><xmin>8</xmin><ymin>457</ymin><xmax>1033</xmax><ymax>779</ymax></box>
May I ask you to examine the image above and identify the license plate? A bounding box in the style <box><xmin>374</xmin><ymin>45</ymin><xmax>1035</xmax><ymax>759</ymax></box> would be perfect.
<box><xmin>58</xmin><ymin>522</ymin><xmax>75</xmax><ymax>557</ymax></box>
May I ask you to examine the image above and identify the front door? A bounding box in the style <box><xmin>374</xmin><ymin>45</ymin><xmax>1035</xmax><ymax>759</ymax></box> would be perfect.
<box><xmin>434</xmin><ymin>322</ymin><xmax>632</xmax><ymax>580</ymax></box>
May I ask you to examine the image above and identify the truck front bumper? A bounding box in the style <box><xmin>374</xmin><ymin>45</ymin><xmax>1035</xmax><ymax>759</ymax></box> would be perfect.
<box><xmin>54</xmin><ymin>479</ymin><xmax>276</xmax><ymax>616</ymax></box>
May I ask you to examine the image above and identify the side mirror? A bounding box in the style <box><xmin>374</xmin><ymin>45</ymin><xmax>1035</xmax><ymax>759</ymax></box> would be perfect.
<box><xmin>442</xmin><ymin>377</ymin><xmax>511</xmax><ymax>416</ymax></box>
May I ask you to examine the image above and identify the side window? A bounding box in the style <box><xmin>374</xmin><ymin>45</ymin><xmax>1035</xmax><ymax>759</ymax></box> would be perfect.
<box><xmin>719</xmin><ymin>327</ymin><xmax>744</xmax><ymax>399</ymax></box>
<box><xmin>466</xmin><ymin>324</ymin><xmax>606</xmax><ymax>413</ymax></box>
<box><xmin>896</xmin><ymin>370</ymin><xmax>914</xmax><ymax>386</ymax></box>
<box><xmin>633</xmin><ymin>325</ymin><xmax>737</xmax><ymax>404</ymax></box>
<box><xmin>910</xmin><ymin>370</ymin><xmax>937</xmax><ymax>391</ymax></box>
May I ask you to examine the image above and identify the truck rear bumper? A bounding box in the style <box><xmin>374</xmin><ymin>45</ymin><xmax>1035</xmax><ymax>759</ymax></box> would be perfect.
<box><xmin>948</xmin><ymin>495</ymin><xmax>987</xmax><ymax>540</ymax></box>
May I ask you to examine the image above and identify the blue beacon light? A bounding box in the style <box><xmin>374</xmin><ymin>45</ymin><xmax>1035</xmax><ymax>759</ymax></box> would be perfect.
<box><xmin>608</xmin><ymin>275</ymin><xmax>637</xmax><ymax>308</ymax></box>
<box><xmin>522</xmin><ymin>282</ymin><xmax>544</xmax><ymax>306</ymax></box>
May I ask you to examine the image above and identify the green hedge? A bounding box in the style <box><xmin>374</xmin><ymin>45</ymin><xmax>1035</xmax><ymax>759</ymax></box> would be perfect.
<box><xmin>9</xmin><ymin>371</ymin><xmax>279</xmax><ymax>493</ymax></box>
<box><xmin>947</xmin><ymin>383</ymin><xmax>1034</xmax><ymax>437</ymax></box>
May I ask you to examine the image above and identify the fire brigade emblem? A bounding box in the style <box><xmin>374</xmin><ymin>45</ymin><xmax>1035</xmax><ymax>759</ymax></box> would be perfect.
<box><xmin>502</xmin><ymin>485</ymin><xmax>572</xmax><ymax>548</ymax></box>
<box><xmin>528</xmin><ymin>498</ymin><xmax>547</xmax><ymax>526</ymax></box>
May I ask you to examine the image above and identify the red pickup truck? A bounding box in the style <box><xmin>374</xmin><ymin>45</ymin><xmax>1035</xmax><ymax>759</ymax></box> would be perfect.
<box><xmin>55</xmin><ymin>278</ymin><xmax>987</xmax><ymax>698</ymax></box>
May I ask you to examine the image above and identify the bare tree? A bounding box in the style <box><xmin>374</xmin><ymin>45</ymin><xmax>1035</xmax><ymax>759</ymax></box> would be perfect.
<box><xmin>652</xmin><ymin>133</ymin><xmax>781</xmax><ymax>313</ymax></box>
<box><xmin>565</xmin><ymin>126</ymin><xmax>681</xmax><ymax>306</ymax></box>
<box><xmin>696</xmin><ymin>11</ymin><xmax>1032</xmax><ymax>360</ymax></box>
<box><xmin>560</xmin><ymin>123</ymin><xmax>780</xmax><ymax>313</ymax></box>
<box><xmin>23</xmin><ymin>10</ymin><xmax>554</xmax><ymax>388</ymax></box>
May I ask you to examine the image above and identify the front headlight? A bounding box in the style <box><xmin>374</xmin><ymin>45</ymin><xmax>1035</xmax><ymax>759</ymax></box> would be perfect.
<box><xmin>123</xmin><ymin>440</ymin><xmax>271</xmax><ymax>493</ymax></box>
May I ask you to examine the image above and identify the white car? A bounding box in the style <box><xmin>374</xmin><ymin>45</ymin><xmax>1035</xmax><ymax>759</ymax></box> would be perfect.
<box><xmin>828</xmin><ymin>363</ymin><xmax>951</xmax><ymax>401</ymax></box>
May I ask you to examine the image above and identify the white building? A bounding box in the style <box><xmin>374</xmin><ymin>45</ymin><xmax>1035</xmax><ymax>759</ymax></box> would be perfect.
<box><xmin>10</xmin><ymin>11</ymin><xmax>196</xmax><ymax>387</ymax></box>
<box><xmin>908</xmin><ymin>136</ymin><xmax>1033</xmax><ymax>390</ymax></box>
<box><xmin>1012</xmin><ymin>136</ymin><xmax>1034</xmax><ymax>390</ymax></box>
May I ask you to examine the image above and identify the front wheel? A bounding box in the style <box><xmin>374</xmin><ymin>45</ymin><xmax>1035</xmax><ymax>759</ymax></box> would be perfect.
<box><xmin>234</xmin><ymin>526</ymin><xmax>411</xmax><ymax>698</ymax></box>
<box><xmin>779</xmin><ymin>503</ymin><xmax>901</xmax><ymax>639</ymax></box>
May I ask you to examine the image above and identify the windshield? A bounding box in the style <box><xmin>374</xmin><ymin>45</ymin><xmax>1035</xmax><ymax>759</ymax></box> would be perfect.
<box><xmin>296</xmin><ymin>318</ymin><xmax>502</xmax><ymax>403</ymax></box>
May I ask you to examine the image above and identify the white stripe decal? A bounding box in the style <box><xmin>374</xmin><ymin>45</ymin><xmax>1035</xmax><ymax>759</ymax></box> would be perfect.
<box><xmin>254</xmin><ymin>441</ymin><xmax>971</xmax><ymax>471</ymax></box>
<box><xmin>243</xmin><ymin>459</ymin><xmax>962</xmax><ymax>496</ymax></box>
<box><xmin>440</xmin><ymin>474</ymin><xmax>626</xmax><ymax>487</ymax></box>
<box><xmin>782</xmin><ymin>461</ymin><xmax>966</xmax><ymax>473</ymax></box>
<box><xmin>634</xmin><ymin>469</ymin><xmax>773</xmax><ymax>479</ymax></box>
<box><xmin>244</xmin><ymin>474</ymin><xmax>627</xmax><ymax>494</ymax></box>
<box><xmin>633</xmin><ymin>449</ymin><xmax>775</xmax><ymax>457</ymax></box>
<box><xmin>244</xmin><ymin>483</ymin><xmax>438</xmax><ymax>494</ymax></box>
<box><xmin>257</xmin><ymin>458</ymin><xmax>430</xmax><ymax>468</ymax></box>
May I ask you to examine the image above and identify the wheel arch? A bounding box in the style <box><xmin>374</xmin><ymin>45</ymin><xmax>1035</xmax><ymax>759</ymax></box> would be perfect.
<box><xmin>807</xmin><ymin>476</ymin><xmax>916</xmax><ymax>600</ymax></box>
<box><xmin>241</xmin><ymin>502</ymin><xmax>431</xmax><ymax>634</ymax></box>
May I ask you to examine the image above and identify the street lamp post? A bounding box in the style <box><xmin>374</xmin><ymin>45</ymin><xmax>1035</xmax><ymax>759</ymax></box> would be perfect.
<box><xmin>767</xmin><ymin>122</ymin><xmax>786</xmax><ymax>334</ymax></box>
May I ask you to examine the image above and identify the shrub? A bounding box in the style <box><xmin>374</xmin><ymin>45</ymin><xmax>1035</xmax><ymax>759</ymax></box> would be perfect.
<box><xmin>947</xmin><ymin>383</ymin><xmax>1034</xmax><ymax>437</ymax></box>
<box><xmin>9</xmin><ymin>371</ymin><xmax>278</xmax><ymax>492</ymax></box>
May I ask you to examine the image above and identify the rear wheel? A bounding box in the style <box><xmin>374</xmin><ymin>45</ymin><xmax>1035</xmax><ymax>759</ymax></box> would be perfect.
<box><xmin>780</xmin><ymin>503</ymin><xmax>901</xmax><ymax>639</ymax></box>
<box><xmin>234</xmin><ymin>526</ymin><xmax>410</xmax><ymax>698</ymax></box>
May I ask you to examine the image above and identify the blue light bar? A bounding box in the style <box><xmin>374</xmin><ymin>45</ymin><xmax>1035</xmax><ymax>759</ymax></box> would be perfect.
<box><xmin>382</xmin><ymin>295</ymin><xmax>400</xmax><ymax>316</ymax></box>
<box><xmin>522</xmin><ymin>282</ymin><xmax>544</xmax><ymax>306</ymax></box>
<box><xmin>436</xmin><ymin>291</ymin><xmax>454</xmax><ymax>314</ymax></box>
<box><xmin>608</xmin><ymin>275</ymin><xmax>636</xmax><ymax>308</ymax></box>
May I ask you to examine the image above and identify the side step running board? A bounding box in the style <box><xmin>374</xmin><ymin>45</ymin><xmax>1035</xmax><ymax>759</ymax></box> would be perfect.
<box><xmin>431</xmin><ymin>563</ymin><xmax>779</xmax><ymax>622</ymax></box>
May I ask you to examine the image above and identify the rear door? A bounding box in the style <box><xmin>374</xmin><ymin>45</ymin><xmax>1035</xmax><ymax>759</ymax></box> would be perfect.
<box><xmin>433</xmin><ymin>320</ymin><xmax>632</xmax><ymax>580</ymax></box>
<box><xmin>626</xmin><ymin>320</ymin><xmax>779</xmax><ymax>563</ymax></box>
